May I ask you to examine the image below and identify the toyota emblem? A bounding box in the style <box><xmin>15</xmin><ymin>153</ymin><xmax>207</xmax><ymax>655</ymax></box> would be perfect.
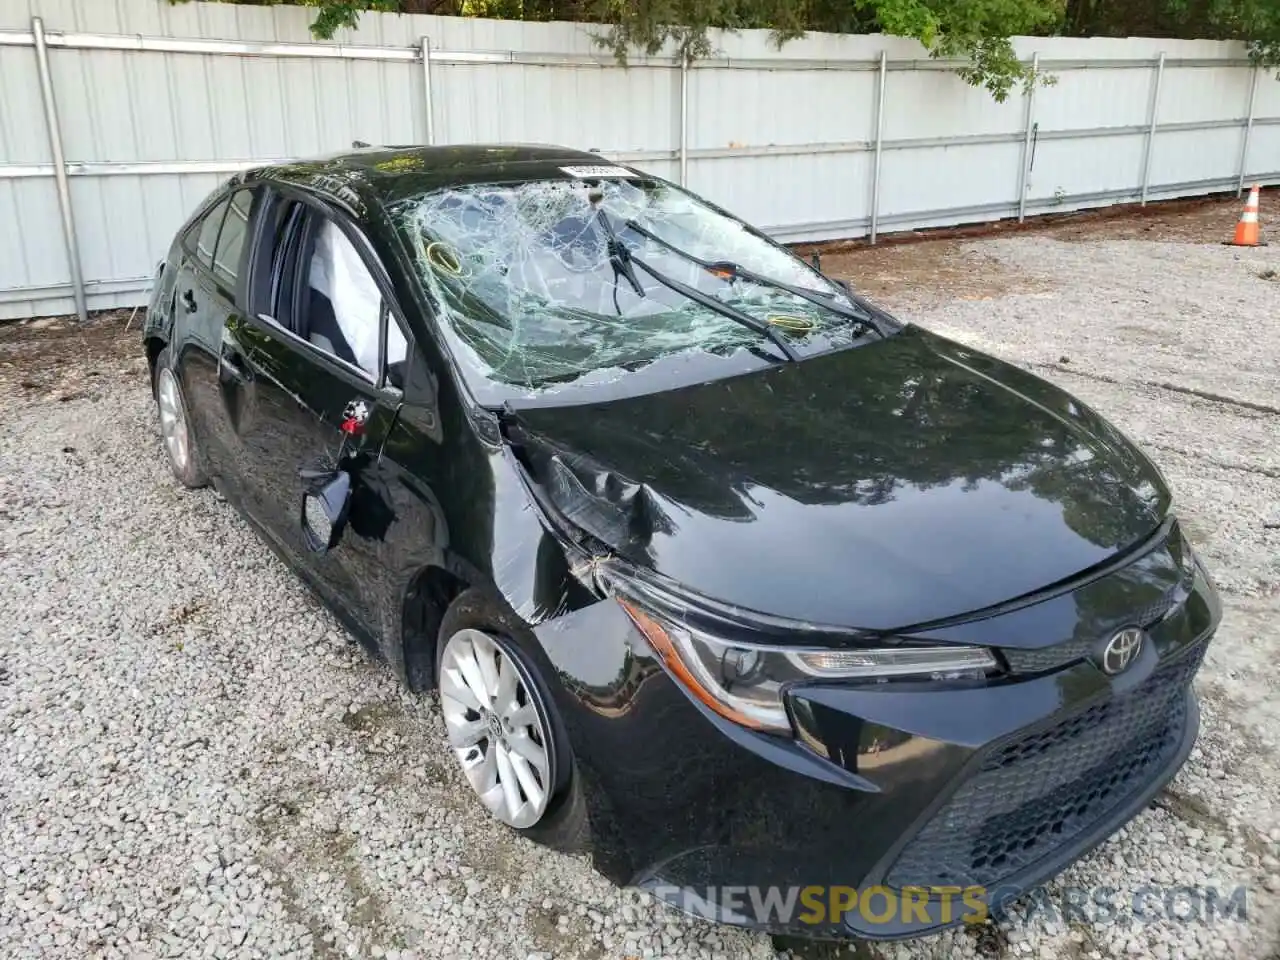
<box><xmin>1101</xmin><ymin>627</ymin><xmax>1144</xmax><ymax>675</ymax></box>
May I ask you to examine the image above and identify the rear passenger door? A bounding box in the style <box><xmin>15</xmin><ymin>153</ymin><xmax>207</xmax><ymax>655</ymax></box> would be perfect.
<box><xmin>170</xmin><ymin>187</ymin><xmax>258</xmax><ymax>503</ymax></box>
<box><xmin>232</xmin><ymin>190</ymin><xmax>411</xmax><ymax>637</ymax></box>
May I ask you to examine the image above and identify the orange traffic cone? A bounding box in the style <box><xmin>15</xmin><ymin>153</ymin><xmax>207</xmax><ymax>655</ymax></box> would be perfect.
<box><xmin>1226</xmin><ymin>184</ymin><xmax>1265</xmax><ymax>246</ymax></box>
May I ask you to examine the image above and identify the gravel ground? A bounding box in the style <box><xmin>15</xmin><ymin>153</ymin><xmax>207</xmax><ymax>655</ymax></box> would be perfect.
<box><xmin>2</xmin><ymin>207</ymin><xmax>1279</xmax><ymax>960</ymax></box>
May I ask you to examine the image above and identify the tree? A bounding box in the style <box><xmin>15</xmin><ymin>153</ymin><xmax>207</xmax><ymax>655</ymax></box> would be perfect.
<box><xmin>1063</xmin><ymin>0</ymin><xmax>1280</xmax><ymax>69</ymax></box>
<box><xmin>166</xmin><ymin>0</ymin><xmax>590</xmax><ymax>33</ymax></box>
<box><xmin>170</xmin><ymin>0</ymin><xmax>1061</xmax><ymax>98</ymax></box>
<box><xmin>592</xmin><ymin>0</ymin><xmax>1064</xmax><ymax>101</ymax></box>
<box><xmin>168</xmin><ymin>0</ymin><xmax>1280</xmax><ymax>97</ymax></box>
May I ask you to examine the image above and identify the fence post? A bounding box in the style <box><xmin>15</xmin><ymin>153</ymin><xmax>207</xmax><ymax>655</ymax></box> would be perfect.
<box><xmin>1140</xmin><ymin>52</ymin><xmax>1165</xmax><ymax>206</ymax></box>
<box><xmin>679</xmin><ymin>54</ymin><xmax>690</xmax><ymax>186</ymax></box>
<box><xmin>420</xmin><ymin>37</ymin><xmax>435</xmax><ymax>145</ymax></box>
<box><xmin>1017</xmin><ymin>53</ymin><xmax>1039</xmax><ymax>223</ymax></box>
<box><xmin>32</xmin><ymin>16</ymin><xmax>88</xmax><ymax>324</ymax></box>
<box><xmin>1237</xmin><ymin>64</ymin><xmax>1259</xmax><ymax>197</ymax></box>
<box><xmin>869</xmin><ymin>50</ymin><xmax>887</xmax><ymax>244</ymax></box>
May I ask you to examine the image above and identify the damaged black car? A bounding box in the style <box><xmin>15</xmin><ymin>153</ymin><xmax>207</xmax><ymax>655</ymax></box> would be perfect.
<box><xmin>143</xmin><ymin>144</ymin><xmax>1221</xmax><ymax>940</ymax></box>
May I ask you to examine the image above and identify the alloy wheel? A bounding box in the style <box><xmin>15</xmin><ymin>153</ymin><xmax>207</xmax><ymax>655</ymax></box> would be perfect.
<box><xmin>439</xmin><ymin>629</ymin><xmax>554</xmax><ymax>829</ymax></box>
<box><xmin>157</xmin><ymin>367</ymin><xmax>190</xmax><ymax>474</ymax></box>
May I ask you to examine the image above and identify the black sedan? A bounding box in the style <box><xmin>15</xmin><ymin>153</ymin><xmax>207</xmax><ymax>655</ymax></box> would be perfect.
<box><xmin>142</xmin><ymin>144</ymin><xmax>1221</xmax><ymax>940</ymax></box>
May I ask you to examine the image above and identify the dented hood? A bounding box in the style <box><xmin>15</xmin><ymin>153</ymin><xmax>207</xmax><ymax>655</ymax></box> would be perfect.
<box><xmin>509</xmin><ymin>326</ymin><xmax>1170</xmax><ymax>631</ymax></box>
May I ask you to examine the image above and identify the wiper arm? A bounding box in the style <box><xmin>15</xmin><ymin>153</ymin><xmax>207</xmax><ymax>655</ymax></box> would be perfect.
<box><xmin>592</xmin><ymin>203</ymin><xmax>645</xmax><ymax>300</ymax></box>
<box><xmin>627</xmin><ymin>255</ymin><xmax>800</xmax><ymax>362</ymax></box>
<box><xmin>594</xmin><ymin>207</ymin><xmax>800</xmax><ymax>363</ymax></box>
<box><xmin>621</xmin><ymin>219</ymin><xmax>886</xmax><ymax>337</ymax></box>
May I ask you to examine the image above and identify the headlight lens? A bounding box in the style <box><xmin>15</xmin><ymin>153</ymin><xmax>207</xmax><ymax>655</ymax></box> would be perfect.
<box><xmin>618</xmin><ymin>599</ymin><xmax>997</xmax><ymax>734</ymax></box>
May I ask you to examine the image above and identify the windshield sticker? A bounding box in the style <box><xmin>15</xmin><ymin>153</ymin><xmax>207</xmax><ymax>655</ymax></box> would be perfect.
<box><xmin>559</xmin><ymin>165</ymin><xmax>639</xmax><ymax>179</ymax></box>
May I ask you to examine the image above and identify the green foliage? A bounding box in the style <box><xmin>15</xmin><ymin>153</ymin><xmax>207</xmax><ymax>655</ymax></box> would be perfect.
<box><xmin>305</xmin><ymin>0</ymin><xmax>402</xmax><ymax>35</ymax></box>
<box><xmin>170</xmin><ymin>0</ymin><xmax>1280</xmax><ymax>96</ymax></box>
<box><xmin>1065</xmin><ymin>0</ymin><xmax>1280</xmax><ymax>73</ymax></box>
<box><xmin>864</xmin><ymin>0</ymin><xmax>1064</xmax><ymax>100</ymax></box>
<box><xmin>881</xmin><ymin>0</ymin><xmax>1063</xmax><ymax>100</ymax></box>
<box><xmin>593</xmin><ymin>0</ymin><xmax>1062</xmax><ymax>101</ymax></box>
<box><xmin>590</xmin><ymin>0</ymin><xmax>776</xmax><ymax>61</ymax></box>
<box><xmin>167</xmin><ymin>0</ymin><xmax>405</xmax><ymax>36</ymax></box>
<box><xmin>1205</xmin><ymin>0</ymin><xmax>1280</xmax><ymax>70</ymax></box>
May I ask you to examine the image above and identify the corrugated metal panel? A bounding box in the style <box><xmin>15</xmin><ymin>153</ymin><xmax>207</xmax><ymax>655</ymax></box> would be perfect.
<box><xmin>1029</xmin><ymin>134</ymin><xmax>1149</xmax><ymax>201</ymax></box>
<box><xmin>1159</xmin><ymin>65</ymin><xmax>1251</xmax><ymax>124</ymax></box>
<box><xmin>1253</xmin><ymin>71</ymin><xmax>1280</xmax><ymax>119</ymax></box>
<box><xmin>0</xmin><ymin>19</ymin><xmax>58</xmax><ymax>313</ymax></box>
<box><xmin>883</xmin><ymin>140</ymin><xmax>1024</xmax><ymax>222</ymax></box>
<box><xmin>431</xmin><ymin>60</ymin><xmax>677</xmax><ymax>153</ymax></box>
<box><xmin>1151</xmin><ymin>126</ymin><xmax>1244</xmax><ymax>187</ymax></box>
<box><xmin>703</xmin><ymin>152</ymin><xmax>875</xmax><ymax>239</ymax></box>
<box><xmin>0</xmin><ymin>0</ymin><xmax>1275</xmax><ymax>320</ymax></box>
<box><xmin>882</xmin><ymin>70</ymin><xmax>1022</xmax><ymax>141</ymax></box>
<box><xmin>1035</xmin><ymin>65</ymin><xmax>1152</xmax><ymax>130</ymax></box>
<box><xmin>686</xmin><ymin>61</ymin><xmax>873</xmax><ymax>231</ymax></box>
<box><xmin>1245</xmin><ymin>124</ymin><xmax>1280</xmax><ymax>180</ymax></box>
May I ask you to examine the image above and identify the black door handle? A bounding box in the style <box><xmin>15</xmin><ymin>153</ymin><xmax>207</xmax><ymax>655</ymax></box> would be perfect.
<box><xmin>182</xmin><ymin>289</ymin><xmax>198</xmax><ymax>314</ymax></box>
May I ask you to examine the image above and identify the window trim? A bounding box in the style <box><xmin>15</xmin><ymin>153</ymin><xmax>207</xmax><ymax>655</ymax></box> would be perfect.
<box><xmin>255</xmin><ymin>311</ymin><xmax>382</xmax><ymax>387</ymax></box>
<box><xmin>210</xmin><ymin>189</ymin><xmax>254</xmax><ymax>291</ymax></box>
<box><xmin>248</xmin><ymin>184</ymin><xmax>414</xmax><ymax>395</ymax></box>
<box><xmin>180</xmin><ymin>189</ymin><xmax>229</xmax><ymax>260</ymax></box>
<box><xmin>187</xmin><ymin>195</ymin><xmax>230</xmax><ymax>271</ymax></box>
<box><xmin>182</xmin><ymin>185</ymin><xmax>259</xmax><ymax>309</ymax></box>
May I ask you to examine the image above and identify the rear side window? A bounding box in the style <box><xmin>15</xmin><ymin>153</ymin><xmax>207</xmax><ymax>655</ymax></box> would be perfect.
<box><xmin>213</xmin><ymin>190</ymin><xmax>254</xmax><ymax>288</ymax></box>
<box><xmin>193</xmin><ymin>198</ymin><xmax>229</xmax><ymax>269</ymax></box>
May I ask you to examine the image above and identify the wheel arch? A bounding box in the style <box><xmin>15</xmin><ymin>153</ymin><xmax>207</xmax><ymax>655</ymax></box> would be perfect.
<box><xmin>399</xmin><ymin>563</ymin><xmax>470</xmax><ymax>692</ymax></box>
<box><xmin>145</xmin><ymin>335</ymin><xmax>167</xmax><ymax>397</ymax></box>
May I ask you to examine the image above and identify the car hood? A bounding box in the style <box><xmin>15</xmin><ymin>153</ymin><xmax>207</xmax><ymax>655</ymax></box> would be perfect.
<box><xmin>507</xmin><ymin>326</ymin><xmax>1170</xmax><ymax>631</ymax></box>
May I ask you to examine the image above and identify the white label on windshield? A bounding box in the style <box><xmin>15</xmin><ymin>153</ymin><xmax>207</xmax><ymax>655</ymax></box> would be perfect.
<box><xmin>559</xmin><ymin>165</ymin><xmax>639</xmax><ymax>179</ymax></box>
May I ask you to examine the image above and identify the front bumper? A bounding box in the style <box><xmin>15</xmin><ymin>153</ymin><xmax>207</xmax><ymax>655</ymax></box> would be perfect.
<box><xmin>532</xmin><ymin>527</ymin><xmax>1221</xmax><ymax>941</ymax></box>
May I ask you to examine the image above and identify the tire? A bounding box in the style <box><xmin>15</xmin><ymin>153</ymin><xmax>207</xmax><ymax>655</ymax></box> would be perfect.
<box><xmin>436</xmin><ymin>589</ymin><xmax>589</xmax><ymax>853</ymax></box>
<box><xmin>152</xmin><ymin>346</ymin><xmax>208</xmax><ymax>489</ymax></box>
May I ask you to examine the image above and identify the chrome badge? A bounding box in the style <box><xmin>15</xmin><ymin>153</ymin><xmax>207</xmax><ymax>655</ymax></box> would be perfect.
<box><xmin>1100</xmin><ymin>627</ymin><xmax>1144</xmax><ymax>675</ymax></box>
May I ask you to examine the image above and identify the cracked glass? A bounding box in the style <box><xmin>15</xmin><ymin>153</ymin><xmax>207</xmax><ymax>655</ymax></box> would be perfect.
<box><xmin>390</xmin><ymin>175</ymin><xmax>868</xmax><ymax>401</ymax></box>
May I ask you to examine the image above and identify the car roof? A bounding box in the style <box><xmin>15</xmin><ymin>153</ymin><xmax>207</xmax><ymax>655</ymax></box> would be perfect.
<box><xmin>241</xmin><ymin>143</ymin><xmax>638</xmax><ymax>215</ymax></box>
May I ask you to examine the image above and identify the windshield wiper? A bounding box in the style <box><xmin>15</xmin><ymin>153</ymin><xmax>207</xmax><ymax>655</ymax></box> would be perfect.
<box><xmin>592</xmin><ymin>203</ymin><xmax>645</xmax><ymax>302</ymax></box>
<box><xmin>620</xmin><ymin>219</ymin><xmax>886</xmax><ymax>338</ymax></box>
<box><xmin>594</xmin><ymin>207</ymin><xmax>800</xmax><ymax>363</ymax></box>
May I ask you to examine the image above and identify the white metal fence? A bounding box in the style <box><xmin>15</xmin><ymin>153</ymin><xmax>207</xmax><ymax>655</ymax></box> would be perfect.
<box><xmin>2</xmin><ymin>0</ymin><xmax>1278</xmax><ymax>321</ymax></box>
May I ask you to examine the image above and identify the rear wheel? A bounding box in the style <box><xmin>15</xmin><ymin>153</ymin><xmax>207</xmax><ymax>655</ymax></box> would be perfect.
<box><xmin>153</xmin><ymin>347</ymin><xmax>207</xmax><ymax>489</ymax></box>
<box><xmin>436</xmin><ymin>591</ymin><xmax>588</xmax><ymax>851</ymax></box>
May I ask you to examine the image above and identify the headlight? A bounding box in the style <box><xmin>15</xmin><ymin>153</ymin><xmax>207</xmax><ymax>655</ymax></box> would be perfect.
<box><xmin>618</xmin><ymin>599</ymin><xmax>997</xmax><ymax>734</ymax></box>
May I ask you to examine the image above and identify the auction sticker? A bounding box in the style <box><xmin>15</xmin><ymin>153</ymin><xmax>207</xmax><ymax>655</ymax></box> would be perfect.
<box><xmin>560</xmin><ymin>165</ymin><xmax>639</xmax><ymax>178</ymax></box>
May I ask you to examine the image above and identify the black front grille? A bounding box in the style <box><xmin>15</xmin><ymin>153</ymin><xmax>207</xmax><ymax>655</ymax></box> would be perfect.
<box><xmin>885</xmin><ymin>643</ymin><xmax>1204</xmax><ymax>891</ymax></box>
<box><xmin>1001</xmin><ymin>563</ymin><xmax>1195</xmax><ymax>675</ymax></box>
<box><xmin>999</xmin><ymin>638</ymin><xmax>1095</xmax><ymax>676</ymax></box>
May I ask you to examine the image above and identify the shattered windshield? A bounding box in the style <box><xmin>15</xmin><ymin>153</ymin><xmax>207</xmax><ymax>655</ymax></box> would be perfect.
<box><xmin>390</xmin><ymin>174</ymin><xmax>872</xmax><ymax>401</ymax></box>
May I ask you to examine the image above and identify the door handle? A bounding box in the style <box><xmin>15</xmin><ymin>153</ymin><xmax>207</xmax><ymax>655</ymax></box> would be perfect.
<box><xmin>182</xmin><ymin>289</ymin><xmax>198</xmax><ymax>314</ymax></box>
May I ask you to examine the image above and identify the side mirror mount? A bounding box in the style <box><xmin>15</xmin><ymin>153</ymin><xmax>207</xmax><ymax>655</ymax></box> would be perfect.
<box><xmin>300</xmin><ymin>469</ymin><xmax>352</xmax><ymax>553</ymax></box>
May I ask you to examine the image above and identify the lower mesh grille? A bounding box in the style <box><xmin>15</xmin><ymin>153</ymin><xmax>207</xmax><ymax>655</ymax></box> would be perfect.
<box><xmin>885</xmin><ymin>643</ymin><xmax>1204</xmax><ymax>891</ymax></box>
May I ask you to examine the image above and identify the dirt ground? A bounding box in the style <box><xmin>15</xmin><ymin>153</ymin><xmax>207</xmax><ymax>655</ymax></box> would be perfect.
<box><xmin>0</xmin><ymin>308</ymin><xmax>145</xmax><ymax>398</ymax></box>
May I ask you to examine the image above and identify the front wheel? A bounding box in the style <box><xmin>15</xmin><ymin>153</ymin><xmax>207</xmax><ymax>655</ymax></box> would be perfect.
<box><xmin>436</xmin><ymin>591</ymin><xmax>588</xmax><ymax>851</ymax></box>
